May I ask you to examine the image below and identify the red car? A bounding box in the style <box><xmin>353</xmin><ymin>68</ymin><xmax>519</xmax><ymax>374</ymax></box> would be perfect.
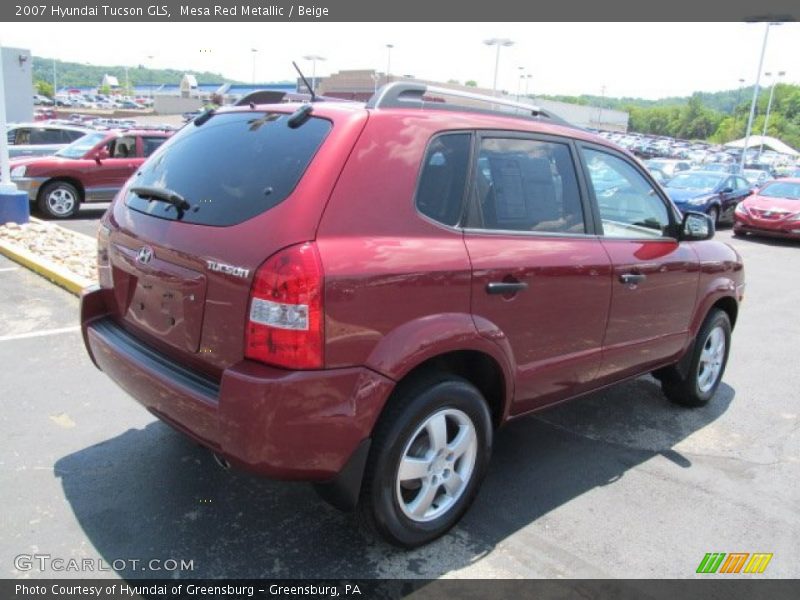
<box><xmin>80</xmin><ymin>83</ymin><xmax>744</xmax><ymax>547</ymax></box>
<box><xmin>734</xmin><ymin>178</ymin><xmax>800</xmax><ymax>240</ymax></box>
<box><xmin>9</xmin><ymin>129</ymin><xmax>172</xmax><ymax>218</ymax></box>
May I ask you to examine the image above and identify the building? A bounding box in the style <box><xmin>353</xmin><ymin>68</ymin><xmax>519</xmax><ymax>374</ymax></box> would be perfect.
<box><xmin>101</xmin><ymin>74</ymin><xmax>120</xmax><ymax>89</ymax></box>
<box><xmin>180</xmin><ymin>74</ymin><xmax>199</xmax><ymax>98</ymax></box>
<box><xmin>315</xmin><ymin>70</ymin><xmax>629</xmax><ymax>131</ymax></box>
<box><xmin>1</xmin><ymin>46</ymin><xmax>33</xmax><ymax>123</ymax></box>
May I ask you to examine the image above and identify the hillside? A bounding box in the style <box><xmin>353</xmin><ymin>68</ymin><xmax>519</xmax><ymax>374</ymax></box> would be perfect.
<box><xmin>32</xmin><ymin>56</ymin><xmax>238</xmax><ymax>89</ymax></box>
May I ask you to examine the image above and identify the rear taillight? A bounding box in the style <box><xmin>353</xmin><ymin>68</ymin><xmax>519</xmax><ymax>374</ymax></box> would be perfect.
<box><xmin>245</xmin><ymin>242</ymin><xmax>324</xmax><ymax>369</ymax></box>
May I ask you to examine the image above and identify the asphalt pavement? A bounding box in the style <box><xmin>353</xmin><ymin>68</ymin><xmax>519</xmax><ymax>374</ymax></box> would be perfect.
<box><xmin>1</xmin><ymin>229</ymin><xmax>798</xmax><ymax>579</ymax></box>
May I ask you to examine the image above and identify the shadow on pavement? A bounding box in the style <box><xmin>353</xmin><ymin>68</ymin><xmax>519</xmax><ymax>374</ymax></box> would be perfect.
<box><xmin>54</xmin><ymin>376</ymin><xmax>733</xmax><ymax>579</ymax></box>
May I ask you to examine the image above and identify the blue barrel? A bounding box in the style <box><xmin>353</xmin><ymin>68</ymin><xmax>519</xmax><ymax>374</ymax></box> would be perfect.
<box><xmin>0</xmin><ymin>189</ymin><xmax>30</xmax><ymax>224</ymax></box>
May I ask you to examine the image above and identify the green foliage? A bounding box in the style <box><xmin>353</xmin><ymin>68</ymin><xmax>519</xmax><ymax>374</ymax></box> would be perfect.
<box><xmin>550</xmin><ymin>83</ymin><xmax>800</xmax><ymax>150</ymax></box>
<box><xmin>33</xmin><ymin>56</ymin><xmax>236</xmax><ymax>90</ymax></box>
<box><xmin>34</xmin><ymin>80</ymin><xmax>54</xmax><ymax>98</ymax></box>
<box><xmin>465</xmin><ymin>80</ymin><xmax>478</xmax><ymax>87</ymax></box>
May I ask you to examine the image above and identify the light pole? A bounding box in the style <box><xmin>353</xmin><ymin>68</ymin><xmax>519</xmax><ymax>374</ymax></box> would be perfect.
<box><xmin>758</xmin><ymin>69</ymin><xmax>784</xmax><ymax>160</ymax></box>
<box><xmin>516</xmin><ymin>66</ymin><xmax>524</xmax><ymax>101</ymax></box>
<box><xmin>598</xmin><ymin>85</ymin><xmax>606</xmax><ymax>130</ymax></box>
<box><xmin>52</xmin><ymin>58</ymin><xmax>57</xmax><ymax>97</ymax></box>
<box><xmin>483</xmin><ymin>38</ymin><xmax>514</xmax><ymax>96</ymax></box>
<box><xmin>525</xmin><ymin>74</ymin><xmax>532</xmax><ymax>97</ymax></box>
<box><xmin>250</xmin><ymin>48</ymin><xmax>257</xmax><ymax>86</ymax></box>
<box><xmin>302</xmin><ymin>55</ymin><xmax>326</xmax><ymax>94</ymax></box>
<box><xmin>732</xmin><ymin>77</ymin><xmax>745</xmax><ymax>135</ymax></box>
<box><xmin>146</xmin><ymin>55</ymin><xmax>154</xmax><ymax>98</ymax></box>
<box><xmin>386</xmin><ymin>44</ymin><xmax>394</xmax><ymax>84</ymax></box>
<box><xmin>741</xmin><ymin>22</ymin><xmax>781</xmax><ymax>170</ymax></box>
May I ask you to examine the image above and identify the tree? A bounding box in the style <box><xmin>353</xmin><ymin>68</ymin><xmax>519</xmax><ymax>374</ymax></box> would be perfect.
<box><xmin>465</xmin><ymin>80</ymin><xmax>478</xmax><ymax>87</ymax></box>
<box><xmin>35</xmin><ymin>79</ymin><xmax>54</xmax><ymax>98</ymax></box>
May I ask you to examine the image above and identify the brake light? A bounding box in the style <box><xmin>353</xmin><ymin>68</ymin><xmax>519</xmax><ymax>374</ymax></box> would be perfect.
<box><xmin>245</xmin><ymin>242</ymin><xmax>324</xmax><ymax>369</ymax></box>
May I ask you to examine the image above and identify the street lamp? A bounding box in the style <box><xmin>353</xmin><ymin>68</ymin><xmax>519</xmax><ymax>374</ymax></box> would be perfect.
<box><xmin>525</xmin><ymin>74</ymin><xmax>532</xmax><ymax>97</ymax></box>
<box><xmin>483</xmin><ymin>38</ymin><xmax>514</xmax><ymax>95</ymax></box>
<box><xmin>758</xmin><ymin>69</ymin><xmax>785</xmax><ymax>160</ymax></box>
<box><xmin>732</xmin><ymin>77</ymin><xmax>745</xmax><ymax>134</ymax></box>
<box><xmin>251</xmin><ymin>48</ymin><xmax>258</xmax><ymax>86</ymax></box>
<box><xmin>52</xmin><ymin>58</ymin><xmax>57</xmax><ymax>98</ymax></box>
<box><xmin>146</xmin><ymin>55</ymin><xmax>155</xmax><ymax>98</ymax></box>
<box><xmin>302</xmin><ymin>54</ymin><xmax>326</xmax><ymax>94</ymax></box>
<box><xmin>386</xmin><ymin>44</ymin><xmax>394</xmax><ymax>84</ymax></box>
<box><xmin>516</xmin><ymin>66</ymin><xmax>524</xmax><ymax>101</ymax></box>
<box><xmin>741</xmin><ymin>22</ymin><xmax>782</xmax><ymax>170</ymax></box>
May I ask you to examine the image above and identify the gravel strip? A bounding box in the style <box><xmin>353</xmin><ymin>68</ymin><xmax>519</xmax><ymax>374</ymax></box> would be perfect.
<box><xmin>0</xmin><ymin>220</ymin><xmax>97</xmax><ymax>283</ymax></box>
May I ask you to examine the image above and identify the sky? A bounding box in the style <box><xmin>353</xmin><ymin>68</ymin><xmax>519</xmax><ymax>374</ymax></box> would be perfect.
<box><xmin>3</xmin><ymin>22</ymin><xmax>799</xmax><ymax>99</ymax></box>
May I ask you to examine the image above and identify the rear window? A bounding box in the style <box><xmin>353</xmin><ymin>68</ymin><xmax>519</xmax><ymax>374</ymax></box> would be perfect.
<box><xmin>125</xmin><ymin>111</ymin><xmax>332</xmax><ymax>226</ymax></box>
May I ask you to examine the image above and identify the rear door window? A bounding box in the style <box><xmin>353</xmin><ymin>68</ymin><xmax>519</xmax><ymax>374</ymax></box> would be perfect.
<box><xmin>471</xmin><ymin>137</ymin><xmax>586</xmax><ymax>234</ymax></box>
<box><xmin>141</xmin><ymin>136</ymin><xmax>167</xmax><ymax>157</ymax></box>
<box><xmin>126</xmin><ymin>111</ymin><xmax>332</xmax><ymax>226</ymax></box>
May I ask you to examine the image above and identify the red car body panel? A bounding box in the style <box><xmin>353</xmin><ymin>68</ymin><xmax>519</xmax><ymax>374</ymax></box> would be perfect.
<box><xmin>733</xmin><ymin>179</ymin><xmax>800</xmax><ymax>240</ymax></box>
<box><xmin>80</xmin><ymin>102</ymin><xmax>744</xmax><ymax>487</ymax></box>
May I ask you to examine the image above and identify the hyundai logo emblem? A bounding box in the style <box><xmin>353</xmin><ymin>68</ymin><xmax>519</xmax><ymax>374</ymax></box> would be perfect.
<box><xmin>136</xmin><ymin>246</ymin><xmax>154</xmax><ymax>265</ymax></box>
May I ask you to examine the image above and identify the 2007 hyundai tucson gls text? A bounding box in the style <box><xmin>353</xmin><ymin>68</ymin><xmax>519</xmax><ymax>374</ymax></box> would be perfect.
<box><xmin>80</xmin><ymin>83</ymin><xmax>745</xmax><ymax>548</ymax></box>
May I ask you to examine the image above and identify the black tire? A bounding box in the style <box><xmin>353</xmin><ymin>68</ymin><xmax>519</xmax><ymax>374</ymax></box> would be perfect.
<box><xmin>732</xmin><ymin>227</ymin><xmax>745</xmax><ymax>237</ymax></box>
<box><xmin>661</xmin><ymin>309</ymin><xmax>731</xmax><ymax>407</ymax></box>
<box><xmin>37</xmin><ymin>180</ymin><xmax>81</xmax><ymax>219</ymax></box>
<box><xmin>707</xmin><ymin>206</ymin><xmax>720</xmax><ymax>227</ymax></box>
<box><xmin>358</xmin><ymin>374</ymin><xmax>493</xmax><ymax>548</ymax></box>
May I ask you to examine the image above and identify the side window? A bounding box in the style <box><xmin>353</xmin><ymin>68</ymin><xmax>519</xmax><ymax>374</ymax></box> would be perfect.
<box><xmin>29</xmin><ymin>128</ymin><xmax>63</xmax><ymax>144</ymax></box>
<box><xmin>415</xmin><ymin>133</ymin><xmax>471</xmax><ymax>227</ymax></box>
<box><xmin>735</xmin><ymin>177</ymin><xmax>750</xmax><ymax>191</ymax></box>
<box><xmin>582</xmin><ymin>148</ymin><xmax>670</xmax><ymax>239</ymax></box>
<box><xmin>473</xmin><ymin>137</ymin><xmax>585</xmax><ymax>234</ymax></box>
<box><xmin>141</xmin><ymin>136</ymin><xmax>167</xmax><ymax>158</ymax></box>
<box><xmin>108</xmin><ymin>136</ymin><xmax>136</xmax><ymax>158</ymax></box>
<box><xmin>12</xmin><ymin>128</ymin><xmax>31</xmax><ymax>145</ymax></box>
<box><xmin>63</xmin><ymin>130</ymin><xmax>86</xmax><ymax>143</ymax></box>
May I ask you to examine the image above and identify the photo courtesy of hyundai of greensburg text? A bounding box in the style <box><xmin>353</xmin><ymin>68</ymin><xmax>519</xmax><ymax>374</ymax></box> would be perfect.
<box><xmin>1</xmin><ymin>1</ymin><xmax>799</xmax><ymax>598</ymax></box>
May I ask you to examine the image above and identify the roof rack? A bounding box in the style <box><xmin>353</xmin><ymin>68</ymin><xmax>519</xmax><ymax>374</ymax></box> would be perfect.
<box><xmin>366</xmin><ymin>82</ymin><xmax>573</xmax><ymax>127</ymax></box>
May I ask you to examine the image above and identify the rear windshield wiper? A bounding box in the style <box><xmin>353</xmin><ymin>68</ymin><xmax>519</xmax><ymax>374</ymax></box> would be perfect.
<box><xmin>130</xmin><ymin>186</ymin><xmax>190</xmax><ymax>211</ymax></box>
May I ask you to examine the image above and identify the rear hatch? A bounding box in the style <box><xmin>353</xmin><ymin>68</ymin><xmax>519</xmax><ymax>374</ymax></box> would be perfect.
<box><xmin>101</xmin><ymin>105</ymin><xmax>367</xmax><ymax>377</ymax></box>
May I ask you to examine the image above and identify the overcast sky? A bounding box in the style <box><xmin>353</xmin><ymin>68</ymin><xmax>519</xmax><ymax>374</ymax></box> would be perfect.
<box><xmin>3</xmin><ymin>22</ymin><xmax>799</xmax><ymax>99</ymax></box>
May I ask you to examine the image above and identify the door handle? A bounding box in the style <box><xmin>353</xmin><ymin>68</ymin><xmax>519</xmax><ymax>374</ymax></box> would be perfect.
<box><xmin>619</xmin><ymin>273</ymin><xmax>647</xmax><ymax>285</ymax></box>
<box><xmin>486</xmin><ymin>281</ymin><xmax>528</xmax><ymax>295</ymax></box>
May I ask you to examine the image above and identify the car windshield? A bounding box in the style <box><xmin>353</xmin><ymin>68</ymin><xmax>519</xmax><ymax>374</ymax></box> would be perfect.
<box><xmin>667</xmin><ymin>173</ymin><xmax>724</xmax><ymax>191</ymax></box>
<box><xmin>55</xmin><ymin>132</ymin><xmax>106</xmax><ymax>158</ymax></box>
<box><xmin>758</xmin><ymin>181</ymin><xmax>800</xmax><ymax>200</ymax></box>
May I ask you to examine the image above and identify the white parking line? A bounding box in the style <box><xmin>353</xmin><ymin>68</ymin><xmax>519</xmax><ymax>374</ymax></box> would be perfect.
<box><xmin>0</xmin><ymin>326</ymin><xmax>81</xmax><ymax>342</ymax></box>
<box><xmin>0</xmin><ymin>267</ymin><xmax>20</xmax><ymax>272</ymax></box>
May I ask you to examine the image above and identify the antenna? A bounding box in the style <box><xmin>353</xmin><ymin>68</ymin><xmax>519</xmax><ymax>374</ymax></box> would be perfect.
<box><xmin>293</xmin><ymin>61</ymin><xmax>316</xmax><ymax>102</ymax></box>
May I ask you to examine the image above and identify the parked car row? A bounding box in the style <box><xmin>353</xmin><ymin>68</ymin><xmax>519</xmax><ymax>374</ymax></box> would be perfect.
<box><xmin>596</xmin><ymin>130</ymin><xmax>799</xmax><ymax>177</ymax></box>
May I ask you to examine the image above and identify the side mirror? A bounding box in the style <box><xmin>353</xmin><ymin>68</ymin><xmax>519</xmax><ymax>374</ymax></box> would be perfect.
<box><xmin>720</xmin><ymin>186</ymin><xmax>734</xmax><ymax>194</ymax></box>
<box><xmin>94</xmin><ymin>148</ymin><xmax>110</xmax><ymax>163</ymax></box>
<box><xmin>679</xmin><ymin>211</ymin><xmax>714</xmax><ymax>241</ymax></box>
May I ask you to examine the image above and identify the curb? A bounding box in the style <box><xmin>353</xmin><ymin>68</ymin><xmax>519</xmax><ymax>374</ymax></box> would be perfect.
<box><xmin>0</xmin><ymin>220</ymin><xmax>94</xmax><ymax>296</ymax></box>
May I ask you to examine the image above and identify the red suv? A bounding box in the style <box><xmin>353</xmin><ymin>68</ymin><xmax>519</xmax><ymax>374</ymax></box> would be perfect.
<box><xmin>80</xmin><ymin>84</ymin><xmax>744</xmax><ymax>547</ymax></box>
<box><xmin>9</xmin><ymin>129</ymin><xmax>172</xmax><ymax>218</ymax></box>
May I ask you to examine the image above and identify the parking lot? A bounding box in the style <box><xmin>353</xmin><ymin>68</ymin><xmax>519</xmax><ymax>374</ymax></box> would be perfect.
<box><xmin>1</xmin><ymin>228</ymin><xmax>798</xmax><ymax>579</ymax></box>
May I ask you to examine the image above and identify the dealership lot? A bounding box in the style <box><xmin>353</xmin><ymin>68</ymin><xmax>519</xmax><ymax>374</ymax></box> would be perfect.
<box><xmin>1</xmin><ymin>229</ymin><xmax>798</xmax><ymax>578</ymax></box>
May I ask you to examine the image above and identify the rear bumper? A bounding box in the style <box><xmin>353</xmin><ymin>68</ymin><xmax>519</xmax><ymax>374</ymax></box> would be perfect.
<box><xmin>733</xmin><ymin>219</ymin><xmax>800</xmax><ymax>240</ymax></box>
<box><xmin>80</xmin><ymin>285</ymin><xmax>395</xmax><ymax>481</ymax></box>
